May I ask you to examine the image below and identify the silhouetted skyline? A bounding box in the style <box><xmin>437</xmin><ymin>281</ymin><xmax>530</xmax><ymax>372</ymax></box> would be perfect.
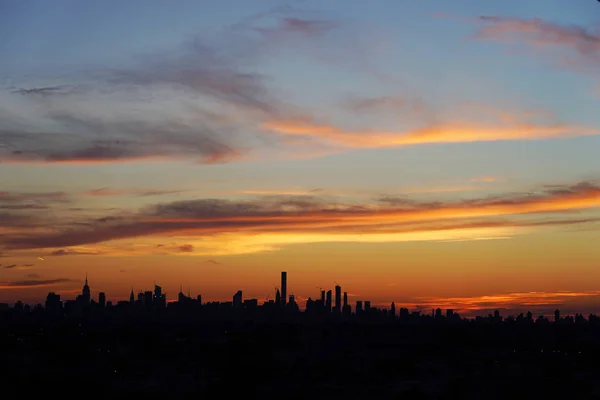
<box><xmin>3</xmin><ymin>271</ymin><xmax>600</xmax><ymax>325</ymax></box>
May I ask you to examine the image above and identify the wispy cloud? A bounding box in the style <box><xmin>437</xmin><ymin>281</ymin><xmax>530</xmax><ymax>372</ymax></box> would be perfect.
<box><xmin>80</xmin><ymin>188</ymin><xmax>188</xmax><ymax>197</ymax></box>
<box><xmin>3</xmin><ymin>264</ymin><xmax>34</xmax><ymax>270</ymax></box>
<box><xmin>261</xmin><ymin>112</ymin><xmax>598</xmax><ymax>149</ymax></box>
<box><xmin>49</xmin><ymin>248</ymin><xmax>99</xmax><ymax>256</ymax></box>
<box><xmin>470</xmin><ymin>176</ymin><xmax>504</xmax><ymax>183</ymax></box>
<box><xmin>0</xmin><ymin>8</ymin><xmax>346</xmax><ymax>166</ymax></box>
<box><xmin>473</xmin><ymin>16</ymin><xmax>600</xmax><ymax>54</ymax></box>
<box><xmin>469</xmin><ymin>16</ymin><xmax>600</xmax><ymax>73</ymax></box>
<box><xmin>0</xmin><ymin>278</ymin><xmax>72</xmax><ymax>289</ymax></box>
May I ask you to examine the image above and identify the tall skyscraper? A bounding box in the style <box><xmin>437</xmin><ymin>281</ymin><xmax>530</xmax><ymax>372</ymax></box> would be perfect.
<box><xmin>98</xmin><ymin>292</ymin><xmax>106</xmax><ymax>308</ymax></box>
<box><xmin>275</xmin><ymin>288</ymin><xmax>281</xmax><ymax>306</ymax></box>
<box><xmin>334</xmin><ymin>285</ymin><xmax>341</xmax><ymax>313</ymax></box>
<box><xmin>281</xmin><ymin>271</ymin><xmax>287</xmax><ymax>306</ymax></box>
<box><xmin>326</xmin><ymin>290</ymin><xmax>332</xmax><ymax>312</ymax></box>
<box><xmin>233</xmin><ymin>290</ymin><xmax>243</xmax><ymax>308</ymax></box>
<box><xmin>342</xmin><ymin>291</ymin><xmax>350</xmax><ymax>317</ymax></box>
<box><xmin>78</xmin><ymin>274</ymin><xmax>91</xmax><ymax>305</ymax></box>
<box><xmin>129</xmin><ymin>288</ymin><xmax>135</xmax><ymax>304</ymax></box>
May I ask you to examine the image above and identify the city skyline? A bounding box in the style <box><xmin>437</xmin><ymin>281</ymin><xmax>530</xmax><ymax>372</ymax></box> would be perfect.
<box><xmin>1</xmin><ymin>1</ymin><xmax>600</xmax><ymax>317</ymax></box>
<box><xmin>6</xmin><ymin>270</ymin><xmax>600</xmax><ymax>319</ymax></box>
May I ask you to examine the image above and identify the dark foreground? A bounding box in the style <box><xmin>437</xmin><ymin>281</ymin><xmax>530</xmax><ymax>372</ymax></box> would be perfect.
<box><xmin>3</xmin><ymin>315</ymin><xmax>600</xmax><ymax>399</ymax></box>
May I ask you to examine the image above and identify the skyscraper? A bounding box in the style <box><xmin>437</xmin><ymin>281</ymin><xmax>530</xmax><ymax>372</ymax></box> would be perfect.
<box><xmin>79</xmin><ymin>274</ymin><xmax>90</xmax><ymax>305</ymax></box>
<box><xmin>326</xmin><ymin>290</ymin><xmax>332</xmax><ymax>312</ymax></box>
<box><xmin>334</xmin><ymin>285</ymin><xmax>341</xmax><ymax>313</ymax></box>
<box><xmin>281</xmin><ymin>271</ymin><xmax>287</xmax><ymax>306</ymax></box>
<box><xmin>98</xmin><ymin>292</ymin><xmax>106</xmax><ymax>308</ymax></box>
<box><xmin>233</xmin><ymin>290</ymin><xmax>243</xmax><ymax>308</ymax></box>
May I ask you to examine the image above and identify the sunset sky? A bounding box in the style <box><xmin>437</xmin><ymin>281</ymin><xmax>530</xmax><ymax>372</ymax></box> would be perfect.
<box><xmin>1</xmin><ymin>0</ymin><xmax>600</xmax><ymax>316</ymax></box>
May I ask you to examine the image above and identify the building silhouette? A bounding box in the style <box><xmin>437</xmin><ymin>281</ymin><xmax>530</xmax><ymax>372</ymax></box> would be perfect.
<box><xmin>233</xmin><ymin>290</ymin><xmax>243</xmax><ymax>308</ymax></box>
<box><xmin>76</xmin><ymin>274</ymin><xmax>91</xmax><ymax>306</ymax></box>
<box><xmin>281</xmin><ymin>271</ymin><xmax>287</xmax><ymax>306</ymax></box>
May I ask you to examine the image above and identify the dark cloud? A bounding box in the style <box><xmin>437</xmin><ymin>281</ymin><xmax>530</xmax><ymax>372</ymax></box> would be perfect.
<box><xmin>11</xmin><ymin>86</ymin><xmax>71</xmax><ymax>96</ymax></box>
<box><xmin>0</xmin><ymin>191</ymin><xmax>69</xmax><ymax>214</ymax></box>
<box><xmin>138</xmin><ymin>190</ymin><xmax>188</xmax><ymax>197</ymax></box>
<box><xmin>49</xmin><ymin>249</ymin><xmax>98</xmax><ymax>256</ymax></box>
<box><xmin>0</xmin><ymin>204</ymin><xmax>48</xmax><ymax>210</ymax></box>
<box><xmin>80</xmin><ymin>188</ymin><xmax>188</xmax><ymax>197</ymax></box>
<box><xmin>0</xmin><ymin>191</ymin><xmax>68</xmax><ymax>202</ymax></box>
<box><xmin>0</xmin><ymin>278</ymin><xmax>72</xmax><ymax>288</ymax></box>
<box><xmin>3</xmin><ymin>263</ymin><xmax>33</xmax><ymax>269</ymax></box>
<box><xmin>0</xmin><ymin>212</ymin><xmax>37</xmax><ymax>227</ymax></box>
<box><xmin>178</xmin><ymin>244</ymin><xmax>194</xmax><ymax>253</ymax></box>
<box><xmin>205</xmin><ymin>260</ymin><xmax>221</xmax><ymax>265</ymax></box>
<box><xmin>377</xmin><ymin>196</ymin><xmax>443</xmax><ymax>209</ymax></box>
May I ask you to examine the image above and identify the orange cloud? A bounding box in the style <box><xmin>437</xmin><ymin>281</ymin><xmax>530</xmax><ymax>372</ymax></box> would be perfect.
<box><xmin>261</xmin><ymin>117</ymin><xmax>598</xmax><ymax>148</ymax></box>
<box><xmin>470</xmin><ymin>176</ymin><xmax>503</xmax><ymax>183</ymax></box>
<box><xmin>2</xmin><ymin>181</ymin><xmax>599</xmax><ymax>255</ymax></box>
<box><xmin>409</xmin><ymin>290</ymin><xmax>600</xmax><ymax>315</ymax></box>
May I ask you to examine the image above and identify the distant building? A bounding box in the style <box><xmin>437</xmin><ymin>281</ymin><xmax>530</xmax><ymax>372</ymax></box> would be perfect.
<box><xmin>356</xmin><ymin>301</ymin><xmax>363</xmax><ymax>314</ymax></box>
<box><xmin>98</xmin><ymin>292</ymin><xmax>106</xmax><ymax>308</ymax></box>
<box><xmin>45</xmin><ymin>292</ymin><xmax>62</xmax><ymax>314</ymax></box>
<box><xmin>334</xmin><ymin>285</ymin><xmax>341</xmax><ymax>313</ymax></box>
<box><xmin>326</xmin><ymin>290</ymin><xmax>332</xmax><ymax>312</ymax></box>
<box><xmin>233</xmin><ymin>290</ymin><xmax>243</xmax><ymax>308</ymax></box>
<box><xmin>76</xmin><ymin>274</ymin><xmax>91</xmax><ymax>306</ymax></box>
<box><xmin>281</xmin><ymin>272</ymin><xmax>287</xmax><ymax>306</ymax></box>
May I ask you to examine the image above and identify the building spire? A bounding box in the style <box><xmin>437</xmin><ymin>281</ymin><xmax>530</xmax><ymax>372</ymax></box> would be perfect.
<box><xmin>85</xmin><ymin>272</ymin><xmax>88</xmax><ymax>286</ymax></box>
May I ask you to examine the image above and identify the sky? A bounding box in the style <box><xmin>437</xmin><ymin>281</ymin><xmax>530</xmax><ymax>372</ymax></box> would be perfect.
<box><xmin>1</xmin><ymin>0</ymin><xmax>600</xmax><ymax>317</ymax></box>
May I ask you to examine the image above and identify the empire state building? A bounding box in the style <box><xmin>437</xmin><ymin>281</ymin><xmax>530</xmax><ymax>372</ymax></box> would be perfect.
<box><xmin>77</xmin><ymin>274</ymin><xmax>91</xmax><ymax>305</ymax></box>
